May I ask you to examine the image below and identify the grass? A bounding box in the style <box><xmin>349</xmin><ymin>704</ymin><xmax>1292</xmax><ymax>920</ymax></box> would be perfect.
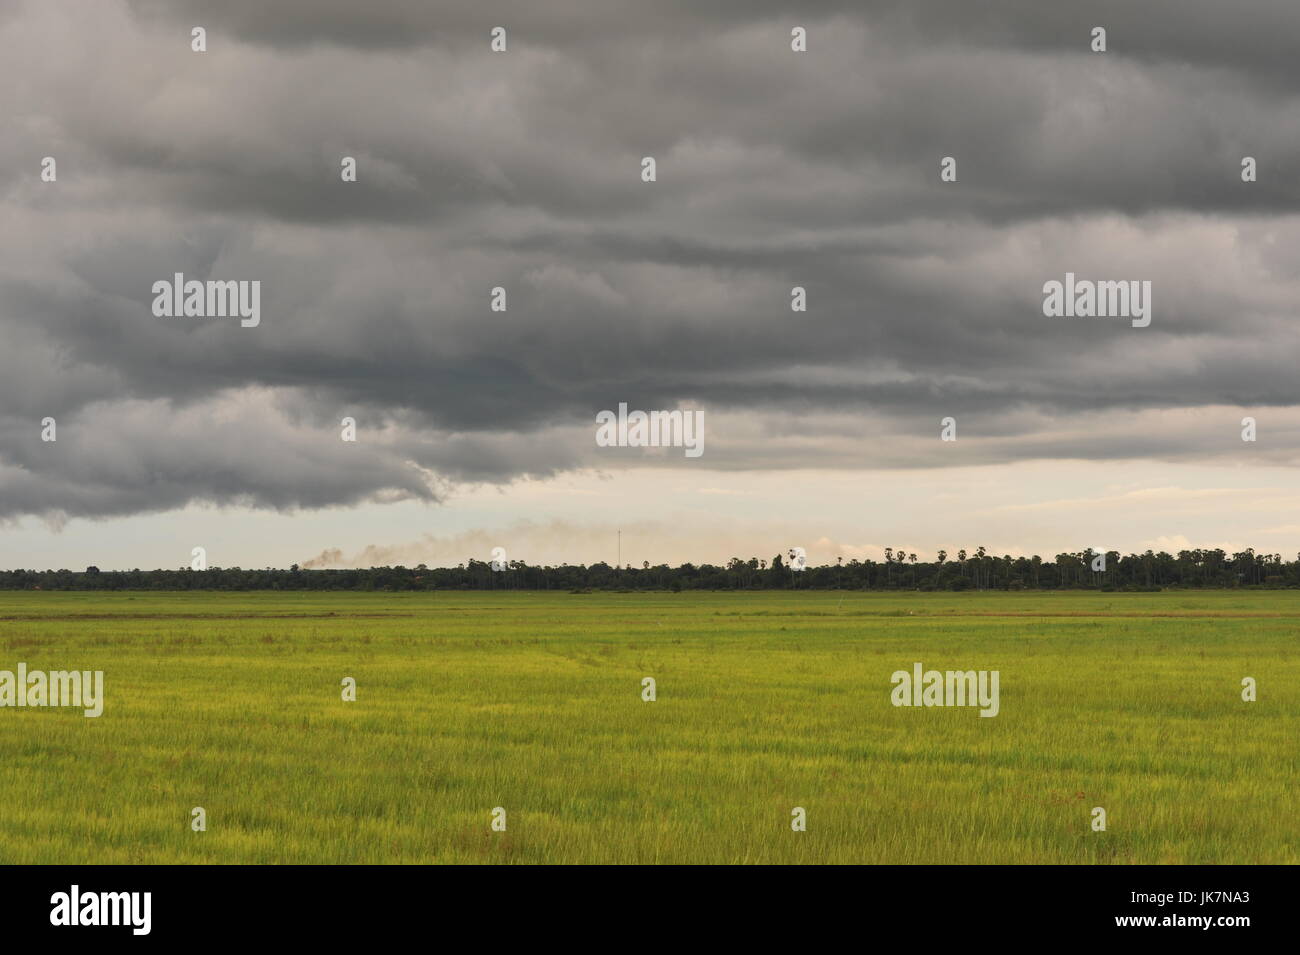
<box><xmin>0</xmin><ymin>589</ymin><xmax>1294</xmax><ymax>864</ymax></box>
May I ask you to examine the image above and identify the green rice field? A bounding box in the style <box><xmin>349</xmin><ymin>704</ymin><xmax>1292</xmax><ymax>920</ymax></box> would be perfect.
<box><xmin>0</xmin><ymin>590</ymin><xmax>1294</xmax><ymax>864</ymax></box>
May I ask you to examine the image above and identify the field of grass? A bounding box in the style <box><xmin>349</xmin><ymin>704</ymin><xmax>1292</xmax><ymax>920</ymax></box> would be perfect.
<box><xmin>0</xmin><ymin>589</ymin><xmax>1295</xmax><ymax>864</ymax></box>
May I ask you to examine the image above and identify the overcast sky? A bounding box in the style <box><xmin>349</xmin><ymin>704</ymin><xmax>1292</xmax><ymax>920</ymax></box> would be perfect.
<box><xmin>3</xmin><ymin>0</ymin><xmax>1300</xmax><ymax>571</ymax></box>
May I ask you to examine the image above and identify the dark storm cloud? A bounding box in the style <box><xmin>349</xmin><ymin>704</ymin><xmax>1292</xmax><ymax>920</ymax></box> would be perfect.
<box><xmin>3</xmin><ymin>0</ymin><xmax>1300</xmax><ymax>520</ymax></box>
<box><xmin>119</xmin><ymin>0</ymin><xmax>1300</xmax><ymax>85</ymax></box>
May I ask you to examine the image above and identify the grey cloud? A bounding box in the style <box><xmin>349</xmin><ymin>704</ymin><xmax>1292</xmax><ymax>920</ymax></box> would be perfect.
<box><xmin>4</xmin><ymin>0</ymin><xmax>1300</xmax><ymax>522</ymax></box>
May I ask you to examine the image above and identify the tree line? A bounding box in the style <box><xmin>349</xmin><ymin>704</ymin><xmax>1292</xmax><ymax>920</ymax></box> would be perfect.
<box><xmin>1</xmin><ymin>547</ymin><xmax>1296</xmax><ymax>591</ymax></box>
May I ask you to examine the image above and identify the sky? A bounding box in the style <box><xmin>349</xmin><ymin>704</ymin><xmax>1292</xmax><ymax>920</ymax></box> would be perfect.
<box><xmin>3</xmin><ymin>0</ymin><xmax>1300</xmax><ymax>571</ymax></box>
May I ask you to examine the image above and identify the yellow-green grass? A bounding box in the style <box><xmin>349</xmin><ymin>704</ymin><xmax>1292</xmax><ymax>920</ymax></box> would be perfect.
<box><xmin>0</xmin><ymin>590</ymin><xmax>1294</xmax><ymax>864</ymax></box>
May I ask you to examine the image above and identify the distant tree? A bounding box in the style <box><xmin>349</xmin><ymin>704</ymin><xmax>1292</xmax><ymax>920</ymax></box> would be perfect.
<box><xmin>3</xmin><ymin>545</ymin><xmax>1299</xmax><ymax>593</ymax></box>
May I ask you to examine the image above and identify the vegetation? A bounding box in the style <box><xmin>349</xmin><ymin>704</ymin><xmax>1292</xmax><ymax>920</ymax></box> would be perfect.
<box><xmin>3</xmin><ymin>546</ymin><xmax>1297</xmax><ymax>591</ymax></box>
<box><xmin>0</xmin><ymin>589</ymin><xmax>1294</xmax><ymax>864</ymax></box>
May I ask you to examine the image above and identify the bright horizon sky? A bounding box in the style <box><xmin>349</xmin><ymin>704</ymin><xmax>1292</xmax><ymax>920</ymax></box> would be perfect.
<box><xmin>5</xmin><ymin>459</ymin><xmax>1295</xmax><ymax>571</ymax></box>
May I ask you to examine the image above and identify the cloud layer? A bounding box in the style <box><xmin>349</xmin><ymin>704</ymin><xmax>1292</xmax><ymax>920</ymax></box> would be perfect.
<box><xmin>4</xmin><ymin>0</ymin><xmax>1300</xmax><ymax>522</ymax></box>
